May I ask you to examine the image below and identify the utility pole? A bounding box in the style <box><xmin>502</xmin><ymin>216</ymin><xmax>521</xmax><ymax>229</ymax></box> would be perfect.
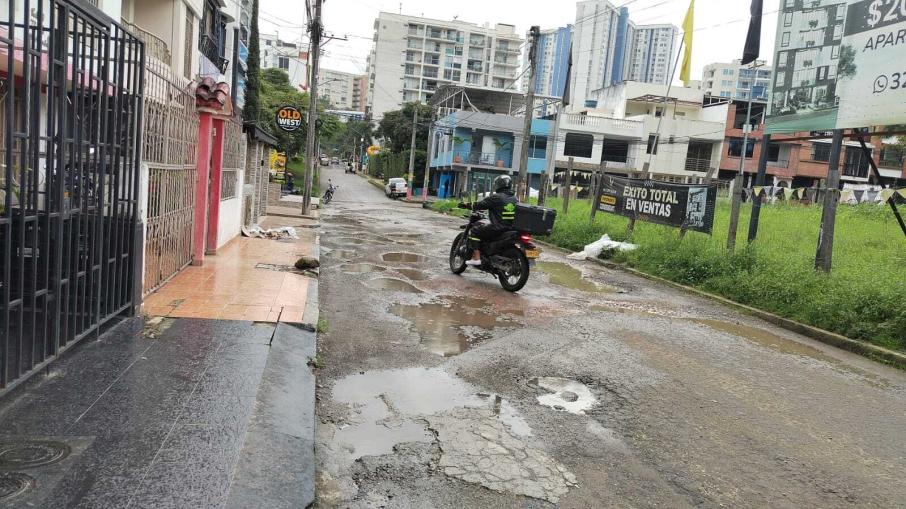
<box><xmin>517</xmin><ymin>26</ymin><xmax>540</xmax><ymax>201</ymax></box>
<box><xmin>406</xmin><ymin>104</ymin><xmax>418</xmax><ymax>200</ymax></box>
<box><xmin>302</xmin><ymin>0</ymin><xmax>322</xmax><ymax>215</ymax></box>
<box><xmin>727</xmin><ymin>88</ymin><xmax>756</xmax><ymax>251</ymax></box>
<box><xmin>814</xmin><ymin>129</ymin><xmax>844</xmax><ymax>273</ymax></box>
<box><xmin>746</xmin><ymin>133</ymin><xmax>772</xmax><ymax>242</ymax></box>
<box><xmin>422</xmin><ymin>111</ymin><xmax>435</xmax><ymax>202</ymax></box>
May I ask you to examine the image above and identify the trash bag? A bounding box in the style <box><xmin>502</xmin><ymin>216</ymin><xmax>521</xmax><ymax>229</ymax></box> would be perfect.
<box><xmin>567</xmin><ymin>234</ymin><xmax>637</xmax><ymax>260</ymax></box>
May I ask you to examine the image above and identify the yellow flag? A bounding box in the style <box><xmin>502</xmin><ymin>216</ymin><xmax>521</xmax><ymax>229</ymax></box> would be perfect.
<box><xmin>680</xmin><ymin>0</ymin><xmax>695</xmax><ymax>86</ymax></box>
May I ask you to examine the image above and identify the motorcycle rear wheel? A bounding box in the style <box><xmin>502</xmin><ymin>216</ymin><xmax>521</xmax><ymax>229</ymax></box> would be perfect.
<box><xmin>497</xmin><ymin>247</ymin><xmax>529</xmax><ymax>292</ymax></box>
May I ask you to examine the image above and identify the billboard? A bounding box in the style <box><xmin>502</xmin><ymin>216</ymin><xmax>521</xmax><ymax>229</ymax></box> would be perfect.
<box><xmin>596</xmin><ymin>177</ymin><xmax>718</xmax><ymax>234</ymax></box>
<box><xmin>766</xmin><ymin>0</ymin><xmax>906</xmax><ymax>133</ymax></box>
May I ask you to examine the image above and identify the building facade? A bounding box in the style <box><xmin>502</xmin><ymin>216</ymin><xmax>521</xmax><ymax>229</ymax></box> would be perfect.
<box><xmin>320</xmin><ymin>69</ymin><xmax>366</xmax><ymax>110</ymax></box>
<box><xmin>523</xmin><ymin>25</ymin><xmax>572</xmax><ymax>99</ymax></box>
<box><xmin>571</xmin><ymin>0</ymin><xmax>678</xmax><ymax>110</ymax></box>
<box><xmin>366</xmin><ymin>12</ymin><xmax>524</xmax><ymax>121</ymax></box>
<box><xmin>260</xmin><ymin>33</ymin><xmax>308</xmax><ymax>91</ymax></box>
<box><xmin>701</xmin><ymin>60</ymin><xmax>773</xmax><ymax>101</ymax></box>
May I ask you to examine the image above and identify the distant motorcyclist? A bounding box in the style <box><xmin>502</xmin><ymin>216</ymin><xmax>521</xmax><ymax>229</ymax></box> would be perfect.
<box><xmin>463</xmin><ymin>175</ymin><xmax>517</xmax><ymax>266</ymax></box>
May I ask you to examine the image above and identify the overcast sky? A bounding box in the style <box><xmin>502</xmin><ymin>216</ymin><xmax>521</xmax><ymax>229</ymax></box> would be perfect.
<box><xmin>257</xmin><ymin>0</ymin><xmax>778</xmax><ymax>82</ymax></box>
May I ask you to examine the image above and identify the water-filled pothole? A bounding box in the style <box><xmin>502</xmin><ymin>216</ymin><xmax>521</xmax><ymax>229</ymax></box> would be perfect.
<box><xmin>340</xmin><ymin>263</ymin><xmax>386</xmax><ymax>274</ymax></box>
<box><xmin>333</xmin><ymin>237</ymin><xmax>368</xmax><ymax>245</ymax></box>
<box><xmin>530</xmin><ymin>377</ymin><xmax>597</xmax><ymax>415</ymax></box>
<box><xmin>394</xmin><ymin>268</ymin><xmax>429</xmax><ymax>281</ymax></box>
<box><xmin>327</xmin><ymin>249</ymin><xmax>359</xmax><ymax>260</ymax></box>
<box><xmin>536</xmin><ymin>262</ymin><xmax>614</xmax><ymax>293</ymax></box>
<box><xmin>364</xmin><ymin>278</ymin><xmax>422</xmax><ymax>293</ymax></box>
<box><xmin>382</xmin><ymin>252</ymin><xmax>427</xmax><ymax>263</ymax></box>
<box><xmin>390</xmin><ymin>296</ymin><xmax>518</xmax><ymax>356</ymax></box>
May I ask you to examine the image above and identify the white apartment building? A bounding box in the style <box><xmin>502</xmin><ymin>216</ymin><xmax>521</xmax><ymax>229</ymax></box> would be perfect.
<box><xmin>552</xmin><ymin>81</ymin><xmax>727</xmax><ymax>180</ymax></box>
<box><xmin>260</xmin><ymin>33</ymin><xmax>308</xmax><ymax>91</ymax></box>
<box><xmin>571</xmin><ymin>0</ymin><xmax>678</xmax><ymax>111</ymax></box>
<box><xmin>522</xmin><ymin>25</ymin><xmax>572</xmax><ymax>98</ymax></box>
<box><xmin>701</xmin><ymin>60</ymin><xmax>773</xmax><ymax>101</ymax></box>
<box><xmin>319</xmin><ymin>69</ymin><xmax>365</xmax><ymax>110</ymax></box>
<box><xmin>366</xmin><ymin>12</ymin><xmax>524</xmax><ymax>121</ymax></box>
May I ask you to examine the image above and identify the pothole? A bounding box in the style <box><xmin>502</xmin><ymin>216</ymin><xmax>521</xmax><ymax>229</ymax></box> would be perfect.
<box><xmin>390</xmin><ymin>296</ymin><xmax>519</xmax><ymax>356</ymax></box>
<box><xmin>382</xmin><ymin>252</ymin><xmax>427</xmax><ymax>263</ymax></box>
<box><xmin>530</xmin><ymin>377</ymin><xmax>597</xmax><ymax>415</ymax></box>
<box><xmin>535</xmin><ymin>262</ymin><xmax>615</xmax><ymax>293</ymax></box>
<box><xmin>394</xmin><ymin>268</ymin><xmax>429</xmax><ymax>281</ymax></box>
<box><xmin>364</xmin><ymin>278</ymin><xmax>422</xmax><ymax>293</ymax></box>
<box><xmin>0</xmin><ymin>472</ymin><xmax>35</xmax><ymax>502</ymax></box>
<box><xmin>0</xmin><ymin>440</ymin><xmax>71</xmax><ymax>469</ymax></box>
<box><xmin>340</xmin><ymin>263</ymin><xmax>386</xmax><ymax>274</ymax></box>
<box><xmin>326</xmin><ymin>249</ymin><xmax>358</xmax><ymax>260</ymax></box>
<box><xmin>333</xmin><ymin>237</ymin><xmax>368</xmax><ymax>246</ymax></box>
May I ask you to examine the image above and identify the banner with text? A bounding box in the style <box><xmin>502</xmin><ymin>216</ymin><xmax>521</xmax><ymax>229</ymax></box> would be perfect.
<box><xmin>836</xmin><ymin>0</ymin><xmax>906</xmax><ymax>127</ymax></box>
<box><xmin>597</xmin><ymin>177</ymin><xmax>718</xmax><ymax>234</ymax></box>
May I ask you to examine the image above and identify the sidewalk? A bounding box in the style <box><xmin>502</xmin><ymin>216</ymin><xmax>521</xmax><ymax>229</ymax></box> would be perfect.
<box><xmin>143</xmin><ymin>214</ymin><xmax>318</xmax><ymax>323</ymax></box>
<box><xmin>0</xmin><ymin>210</ymin><xmax>320</xmax><ymax>508</ymax></box>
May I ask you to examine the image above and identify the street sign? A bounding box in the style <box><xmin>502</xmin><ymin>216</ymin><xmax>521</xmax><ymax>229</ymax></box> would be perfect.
<box><xmin>276</xmin><ymin>105</ymin><xmax>303</xmax><ymax>132</ymax></box>
<box><xmin>597</xmin><ymin>176</ymin><xmax>718</xmax><ymax>234</ymax></box>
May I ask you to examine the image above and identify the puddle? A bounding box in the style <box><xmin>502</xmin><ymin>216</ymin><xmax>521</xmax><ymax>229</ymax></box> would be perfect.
<box><xmin>390</xmin><ymin>297</ymin><xmax>518</xmax><ymax>356</ymax></box>
<box><xmin>333</xmin><ymin>237</ymin><xmax>368</xmax><ymax>245</ymax></box>
<box><xmin>536</xmin><ymin>262</ymin><xmax>613</xmax><ymax>293</ymax></box>
<box><xmin>591</xmin><ymin>303</ymin><xmax>676</xmax><ymax>318</ymax></box>
<box><xmin>691</xmin><ymin>319</ymin><xmax>887</xmax><ymax>385</ymax></box>
<box><xmin>364</xmin><ymin>278</ymin><xmax>422</xmax><ymax>293</ymax></box>
<box><xmin>327</xmin><ymin>249</ymin><xmax>359</xmax><ymax>260</ymax></box>
<box><xmin>394</xmin><ymin>240</ymin><xmax>419</xmax><ymax>246</ymax></box>
<box><xmin>340</xmin><ymin>263</ymin><xmax>385</xmax><ymax>274</ymax></box>
<box><xmin>530</xmin><ymin>377</ymin><xmax>597</xmax><ymax>415</ymax></box>
<box><xmin>382</xmin><ymin>252</ymin><xmax>427</xmax><ymax>263</ymax></box>
<box><xmin>394</xmin><ymin>268</ymin><xmax>429</xmax><ymax>281</ymax></box>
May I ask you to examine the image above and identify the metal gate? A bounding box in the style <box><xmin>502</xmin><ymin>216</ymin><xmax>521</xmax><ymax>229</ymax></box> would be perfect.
<box><xmin>0</xmin><ymin>1</ymin><xmax>145</xmax><ymax>392</ymax></box>
<box><xmin>141</xmin><ymin>58</ymin><xmax>198</xmax><ymax>294</ymax></box>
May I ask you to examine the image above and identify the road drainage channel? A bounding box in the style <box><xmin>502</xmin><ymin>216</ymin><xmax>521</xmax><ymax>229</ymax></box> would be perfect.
<box><xmin>390</xmin><ymin>296</ymin><xmax>520</xmax><ymax>356</ymax></box>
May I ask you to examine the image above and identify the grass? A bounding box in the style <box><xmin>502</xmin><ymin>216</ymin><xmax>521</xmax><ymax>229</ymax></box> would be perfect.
<box><xmin>432</xmin><ymin>197</ymin><xmax>906</xmax><ymax>352</ymax></box>
<box><xmin>316</xmin><ymin>317</ymin><xmax>329</xmax><ymax>334</ymax></box>
<box><xmin>284</xmin><ymin>157</ymin><xmax>319</xmax><ymax>197</ymax></box>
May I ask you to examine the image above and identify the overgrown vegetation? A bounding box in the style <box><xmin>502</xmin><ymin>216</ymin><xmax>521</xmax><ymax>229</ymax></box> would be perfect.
<box><xmin>433</xmin><ymin>197</ymin><xmax>906</xmax><ymax>351</ymax></box>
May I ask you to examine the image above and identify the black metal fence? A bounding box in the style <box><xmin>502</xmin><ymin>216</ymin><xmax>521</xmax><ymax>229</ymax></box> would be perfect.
<box><xmin>0</xmin><ymin>0</ymin><xmax>145</xmax><ymax>393</ymax></box>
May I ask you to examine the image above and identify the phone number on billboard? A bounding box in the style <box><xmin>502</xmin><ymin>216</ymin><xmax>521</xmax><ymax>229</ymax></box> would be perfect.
<box><xmin>873</xmin><ymin>72</ymin><xmax>906</xmax><ymax>93</ymax></box>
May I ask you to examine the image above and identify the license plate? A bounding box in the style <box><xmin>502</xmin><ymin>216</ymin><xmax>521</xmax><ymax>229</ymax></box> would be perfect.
<box><xmin>525</xmin><ymin>248</ymin><xmax>541</xmax><ymax>259</ymax></box>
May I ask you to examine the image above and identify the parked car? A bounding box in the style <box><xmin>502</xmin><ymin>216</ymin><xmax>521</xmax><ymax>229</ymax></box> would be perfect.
<box><xmin>331</xmin><ymin>157</ymin><xmax>339</xmax><ymax>165</ymax></box>
<box><xmin>385</xmin><ymin>178</ymin><xmax>408</xmax><ymax>199</ymax></box>
<box><xmin>319</xmin><ymin>156</ymin><xmax>329</xmax><ymax>166</ymax></box>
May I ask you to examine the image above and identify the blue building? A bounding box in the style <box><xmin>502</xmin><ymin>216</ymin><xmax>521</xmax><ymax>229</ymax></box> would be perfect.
<box><xmin>530</xmin><ymin>25</ymin><xmax>573</xmax><ymax>102</ymax></box>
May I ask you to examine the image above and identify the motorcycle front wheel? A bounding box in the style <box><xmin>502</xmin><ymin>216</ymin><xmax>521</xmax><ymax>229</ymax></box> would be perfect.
<box><xmin>449</xmin><ymin>233</ymin><xmax>468</xmax><ymax>274</ymax></box>
<box><xmin>497</xmin><ymin>247</ymin><xmax>529</xmax><ymax>292</ymax></box>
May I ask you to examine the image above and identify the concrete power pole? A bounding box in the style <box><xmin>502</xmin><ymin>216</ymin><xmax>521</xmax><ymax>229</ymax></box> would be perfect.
<box><xmin>814</xmin><ymin>129</ymin><xmax>844</xmax><ymax>273</ymax></box>
<box><xmin>517</xmin><ymin>26</ymin><xmax>540</xmax><ymax>201</ymax></box>
<box><xmin>302</xmin><ymin>0</ymin><xmax>322</xmax><ymax>215</ymax></box>
<box><xmin>406</xmin><ymin>104</ymin><xmax>418</xmax><ymax>200</ymax></box>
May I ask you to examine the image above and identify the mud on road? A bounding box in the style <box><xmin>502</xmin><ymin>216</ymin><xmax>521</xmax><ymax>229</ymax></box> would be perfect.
<box><xmin>313</xmin><ymin>167</ymin><xmax>906</xmax><ymax>508</ymax></box>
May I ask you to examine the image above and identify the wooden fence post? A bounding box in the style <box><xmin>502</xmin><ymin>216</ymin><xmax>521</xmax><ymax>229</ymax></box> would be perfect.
<box><xmin>815</xmin><ymin>130</ymin><xmax>844</xmax><ymax>273</ymax></box>
<box><xmin>563</xmin><ymin>157</ymin><xmax>573</xmax><ymax>215</ymax></box>
<box><xmin>590</xmin><ymin>161</ymin><xmax>606</xmax><ymax>222</ymax></box>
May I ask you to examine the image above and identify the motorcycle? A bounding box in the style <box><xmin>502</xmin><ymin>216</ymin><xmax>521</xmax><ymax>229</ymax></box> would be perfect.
<box><xmin>448</xmin><ymin>205</ymin><xmax>541</xmax><ymax>292</ymax></box>
<box><xmin>323</xmin><ymin>183</ymin><xmax>337</xmax><ymax>204</ymax></box>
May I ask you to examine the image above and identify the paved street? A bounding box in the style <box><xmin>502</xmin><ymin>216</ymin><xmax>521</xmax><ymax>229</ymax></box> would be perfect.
<box><xmin>314</xmin><ymin>166</ymin><xmax>906</xmax><ymax>508</ymax></box>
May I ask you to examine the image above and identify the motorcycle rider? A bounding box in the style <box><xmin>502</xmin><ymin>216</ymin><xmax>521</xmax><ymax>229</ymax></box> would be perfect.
<box><xmin>464</xmin><ymin>175</ymin><xmax>517</xmax><ymax>266</ymax></box>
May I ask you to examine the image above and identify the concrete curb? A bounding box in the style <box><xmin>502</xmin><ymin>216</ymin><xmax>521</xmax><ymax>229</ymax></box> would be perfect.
<box><xmin>582</xmin><ymin>253</ymin><xmax>906</xmax><ymax>370</ymax></box>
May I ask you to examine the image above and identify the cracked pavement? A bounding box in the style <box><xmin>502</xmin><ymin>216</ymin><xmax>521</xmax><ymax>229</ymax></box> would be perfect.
<box><xmin>313</xmin><ymin>167</ymin><xmax>906</xmax><ymax>508</ymax></box>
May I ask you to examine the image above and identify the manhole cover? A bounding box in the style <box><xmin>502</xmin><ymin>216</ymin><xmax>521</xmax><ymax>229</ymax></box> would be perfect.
<box><xmin>0</xmin><ymin>472</ymin><xmax>35</xmax><ymax>501</ymax></box>
<box><xmin>0</xmin><ymin>441</ymin><xmax>71</xmax><ymax>469</ymax></box>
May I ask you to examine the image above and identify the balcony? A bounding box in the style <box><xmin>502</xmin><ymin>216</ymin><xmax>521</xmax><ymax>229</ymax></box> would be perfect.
<box><xmin>560</xmin><ymin>114</ymin><xmax>644</xmax><ymax>139</ymax></box>
<box><xmin>122</xmin><ymin>19</ymin><xmax>171</xmax><ymax>65</ymax></box>
<box><xmin>684</xmin><ymin>157</ymin><xmax>712</xmax><ymax>173</ymax></box>
<box><xmin>452</xmin><ymin>150</ymin><xmax>513</xmax><ymax>168</ymax></box>
<box><xmin>200</xmin><ymin>33</ymin><xmax>228</xmax><ymax>74</ymax></box>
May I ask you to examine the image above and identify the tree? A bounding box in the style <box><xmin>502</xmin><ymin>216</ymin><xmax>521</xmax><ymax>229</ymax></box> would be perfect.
<box><xmin>837</xmin><ymin>45</ymin><xmax>857</xmax><ymax>79</ymax></box>
<box><xmin>376</xmin><ymin>102</ymin><xmax>433</xmax><ymax>153</ymax></box>
<box><xmin>242</xmin><ymin>0</ymin><xmax>261</xmax><ymax>124</ymax></box>
<box><xmin>321</xmin><ymin>120</ymin><xmax>374</xmax><ymax>158</ymax></box>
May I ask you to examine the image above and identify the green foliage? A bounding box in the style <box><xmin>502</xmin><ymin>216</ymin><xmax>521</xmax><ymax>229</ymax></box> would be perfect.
<box><xmin>431</xmin><ymin>198</ymin><xmax>469</xmax><ymax>217</ymax></box>
<box><xmin>242</xmin><ymin>0</ymin><xmax>261</xmax><ymax>124</ymax></box>
<box><xmin>317</xmin><ymin>317</ymin><xmax>329</xmax><ymax>333</ymax></box>
<box><xmin>320</xmin><ymin>120</ymin><xmax>374</xmax><ymax>159</ymax></box>
<box><xmin>376</xmin><ymin>102</ymin><xmax>432</xmax><ymax>153</ymax></box>
<box><xmin>536</xmin><ymin>198</ymin><xmax>906</xmax><ymax>352</ymax></box>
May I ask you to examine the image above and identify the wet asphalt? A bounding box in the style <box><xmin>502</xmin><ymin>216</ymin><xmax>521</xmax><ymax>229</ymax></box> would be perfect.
<box><xmin>314</xmin><ymin>166</ymin><xmax>906</xmax><ymax>508</ymax></box>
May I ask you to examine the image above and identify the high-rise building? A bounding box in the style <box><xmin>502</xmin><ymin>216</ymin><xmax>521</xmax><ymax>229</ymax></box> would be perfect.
<box><xmin>352</xmin><ymin>74</ymin><xmax>369</xmax><ymax>113</ymax></box>
<box><xmin>701</xmin><ymin>60</ymin><xmax>773</xmax><ymax>101</ymax></box>
<box><xmin>366</xmin><ymin>12</ymin><xmax>524</xmax><ymax>121</ymax></box>
<box><xmin>260</xmin><ymin>33</ymin><xmax>308</xmax><ymax>91</ymax></box>
<box><xmin>319</xmin><ymin>69</ymin><xmax>366</xmax><ymax>110</ymax></box>
<box><xmin>570</xmin><ymin>0</ymin><xmax>678</xmax><ymax>110</ymax></box>
<box><xmin>523</xmin><ymin>25</ymin><xmax>572</xmax><ymax>99</ymax></box>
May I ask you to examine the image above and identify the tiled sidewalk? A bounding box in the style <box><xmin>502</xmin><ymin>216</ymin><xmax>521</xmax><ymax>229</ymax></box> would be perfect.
<box><xmin>143</xmin><ymin>219</ymin><xmax>315</xmax><ymax>323</ymax></box>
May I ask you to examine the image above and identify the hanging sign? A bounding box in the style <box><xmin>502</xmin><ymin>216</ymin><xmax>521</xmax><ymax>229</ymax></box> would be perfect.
<box><xmin>597</xmin><ymin>176</ymin><xmax>718</xmax><ymax>234</ymax></box>
<box><xmin>275</xmin><ymin>106</ymin><xmax>303</xmax><ymax>132</ymax></box>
